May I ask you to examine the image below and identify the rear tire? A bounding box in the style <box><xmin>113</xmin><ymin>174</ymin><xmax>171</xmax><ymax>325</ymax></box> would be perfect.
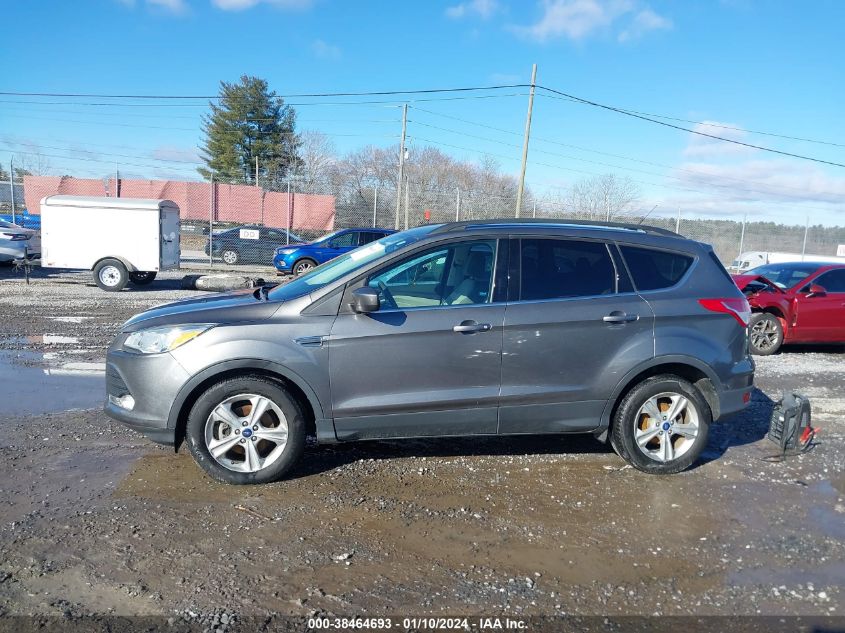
<box><xmin>129</xmin><ymin>271</ymin><xmax>157</xmax><ymax>286</ymax></box>
<box><xmin>611</xmin><ymin>375</ymin><xmax>711</xmax><ymax>475</ymax></box>
<box><xmin>221</xmin><ymin>249</ymin><xmax>240</xmax><ymax>265</ymax></box>
<box><xmin>748</xmin><ymin>312</ymin><xmax>783</xmax><ymax>355</ymax></box>
<box><xmin>93</xmin><ymin>258</ymin><xmax>129</xmax><ymax>292</ymax></box>
<box><xmin>185</xmin><ymin>375</ymin><xmax>306</xmax><ymax>485</ymax></box>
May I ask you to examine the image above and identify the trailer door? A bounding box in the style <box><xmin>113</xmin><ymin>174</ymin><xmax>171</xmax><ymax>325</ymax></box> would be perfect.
<box><xmin>160</xmin><ymin>206</ymin><xmax>180</xmax><ymax>270</ymax></box>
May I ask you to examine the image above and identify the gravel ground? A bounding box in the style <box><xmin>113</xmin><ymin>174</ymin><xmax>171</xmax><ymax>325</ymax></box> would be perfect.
<box><xmin>0</xmin><ymin>265</ymin><xmax>843</xmax><ymax>627</ymax></box>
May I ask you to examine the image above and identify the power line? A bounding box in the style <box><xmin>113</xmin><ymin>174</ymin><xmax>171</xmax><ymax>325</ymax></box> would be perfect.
<box><xmin>535</xmin><ymin>85</ymin><xmax>845</xmax><ymax>168</ymax></box>
<box><xmin>409</xmin><ymin>107</ymin><xmax>843</xmax><ymax>199</ymax></box>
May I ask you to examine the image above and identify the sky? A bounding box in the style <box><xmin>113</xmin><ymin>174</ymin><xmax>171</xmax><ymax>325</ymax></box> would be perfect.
<box><xmin>1</xmin><ymin>0</ymin><xmax>844</xmax><ymax>225</ymax></box>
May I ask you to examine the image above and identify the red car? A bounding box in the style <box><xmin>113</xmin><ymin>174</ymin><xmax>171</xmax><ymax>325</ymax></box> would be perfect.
<box><xmin>733</xmin><ymin>262</ymin><xmax>845</xmax><ymax>355</ymax></box>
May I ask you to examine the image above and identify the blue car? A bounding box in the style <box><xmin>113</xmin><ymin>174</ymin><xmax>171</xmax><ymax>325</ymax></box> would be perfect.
<box><xmin>273</xmin><ymin>227</ymin><xmax>395</xmax><ymax>275</ymax></box>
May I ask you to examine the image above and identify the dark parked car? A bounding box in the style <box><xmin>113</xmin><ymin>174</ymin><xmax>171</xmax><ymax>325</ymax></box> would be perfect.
<box><xmin>106</xmin><ymin>219</ymin><xmax>754</xmax><ymax>484</ymax></box>
<box><xmin>205</xmin><ymin>225</ymin><xmax>302</xmax><ymax>265</ymax></box>
<box><xmin>733</xmin><ymin>262</ymin><xmax>845</xmax><ymax>355</ymax></box>
<box><xmin>273</xmin><ymin>227</ymin><xmax>395</xmax><ymax>275</ymax></box>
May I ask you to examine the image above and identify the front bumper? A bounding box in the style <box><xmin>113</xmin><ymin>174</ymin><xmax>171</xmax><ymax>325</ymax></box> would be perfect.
<box><xmin>104</xmin><ymin>345</ymin><xmax>192</xmax><ymax>446</ymax></box>
<box><xmin>273</xmin><ymin>254</ymin><xmax>294</xmax><ymax>272</ymax></box>
<box><xmin>0</xmin><ymin>242</ymin><xmax>39</xmax><ymax>262</ymax></box>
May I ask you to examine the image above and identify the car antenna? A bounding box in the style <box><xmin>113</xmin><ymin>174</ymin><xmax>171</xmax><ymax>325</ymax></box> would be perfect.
<box><xmin>637</xmin><ymin>204</ymin><xmax>659</xmax><ymax>225</ymax></box>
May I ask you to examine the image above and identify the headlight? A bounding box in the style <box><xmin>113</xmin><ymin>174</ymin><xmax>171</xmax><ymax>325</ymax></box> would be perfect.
<box><xmin>123</xmin><ymin>324</ymin><xmax>215</xmax><ymax>354</ymax></box>
<box><xmin>277</xmin><ymin>248</ymin><xmax>296</xmax><ymax>255</ymax></box>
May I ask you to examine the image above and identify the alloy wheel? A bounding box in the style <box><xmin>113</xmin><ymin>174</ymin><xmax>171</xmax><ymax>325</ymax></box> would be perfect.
<box><xmin>633</xmin><ymin>392</ymin><xmax>700</xmax><ymax>463</ymax></box>
<box><xmin>204</xmin><ymin>393</ymin><xmax>289</xmax><ymax>473</ymax></box>
<box><xmin>750</xmin><ymin>318</ymin><xmax>779</xmax><ymax>352</ymax></box>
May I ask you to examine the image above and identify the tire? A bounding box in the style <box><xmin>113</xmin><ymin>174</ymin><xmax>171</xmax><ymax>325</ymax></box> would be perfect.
<box><xmin>748</xmin><ymin>312</ymin><xmax>783</xmax><ymax>355</ymax></box>
<box><xmin>93</xmin><ymin>258</ymin><xmax>129</xmax><ymax>292</ymax></box>
<box><xmin>185</xmin><ymin>375</ymin><xmax>306</xmax><ymax>485</ymax></box>
<box><xmin>611</xmin><ymin>375</ymin><xmax>711</xmax><ymax>475</ymax></box>
<box><xmin>221</xmin><ymin>249</ymin><xmax>240</xmax><ymax>265</ymax></box>
<box><xmin>129</xmin><ymin>271</ymin><xmax>157</xmax><ymax>286</ymax></box>
<box><xmin>293</xmin><ymin>258</ymin><xmax>317</xmax><ymax>276</ymax></box>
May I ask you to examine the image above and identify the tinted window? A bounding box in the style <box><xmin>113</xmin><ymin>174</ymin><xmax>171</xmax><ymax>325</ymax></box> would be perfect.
<box><xmin>359</xmin><ymin>231</ymin><xmax>381</xmax><ymax>245</ymax></box>
<box><xmin>330</xmin><ymin>232</ymin><xmax>358</xmax><ymax>248</ymax></box>
<box><xmin>369</xmin><ymin>239</ymin><xmax>497</xmax><ymax>308</ymax></box>
<box><xmin>813</xmin><ymin>269</ymin><xmax>845</xmax><ymax>292</ymax></box>
<box><xmin>620</xmin><ymin>245</ymin><xmax>693</xmax><ymax>291</ymax></box>
<box><xmin>520</xmin><ymin>239</ymin><xmax>615</xmax><ymax>300</ymax></box>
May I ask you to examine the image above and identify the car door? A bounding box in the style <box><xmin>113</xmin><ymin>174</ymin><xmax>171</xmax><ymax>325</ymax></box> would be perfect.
<box><xmin>794</xmin><ymin>269</ymin><xmax>845</xmax><ymax>342</ymax></box>
<box><xmin>262</xmin><ymin>229</ymin><xmax>288</xmax><ymax>263</ymax></box>
<box><xmin>328</xmin><ymin>237</ymin><xmax>507</xmax><ymax>440</ymax></box>
<box><xmin>498</xmin><ymin>237</ymin><xmax>654</xmax><ymax>434</ymax></box>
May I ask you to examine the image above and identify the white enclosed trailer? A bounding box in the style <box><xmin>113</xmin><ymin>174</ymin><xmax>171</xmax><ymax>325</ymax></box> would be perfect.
<box><xmin>729</xmin><ymin>250</ymin><xmax>845</xmax><ymax>273</ymax></box>
<box><xmin>40</xmin><ymin>195</ymin><xmax>180</xmax><ymax>291</ymax></box>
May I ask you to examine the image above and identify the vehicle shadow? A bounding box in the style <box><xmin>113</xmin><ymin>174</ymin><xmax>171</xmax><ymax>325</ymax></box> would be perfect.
<box><xmin>288</xmin><ymin>432</ymin><xmax>617</xmax><ymax>480</ymax></box>
<box><xmin>288</xmin><ymin>388</ymin><xmax>778</xmax><ymax>479</ymax></box>
<box><xmin>696</xmin><ymin>386</ymin><xmax>775</xmax><ymax>466</ymax></box>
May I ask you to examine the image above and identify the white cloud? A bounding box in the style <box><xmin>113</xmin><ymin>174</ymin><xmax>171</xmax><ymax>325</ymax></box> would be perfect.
<box><xmin>446</xmin><ymin>0</ymin><xmax>499</xmax><ymax>20</ymax></box>
<box><xmin>311</xmin><ymin>39</ymin><xmax>341</xmax><ymax>60</ymax></box>
<box><xmin>618</xmin><ymin>7</ymin><xmax>673</xmax><ymax>42</ymax></box>
<box><xmin>147</xmin><ymin>0</ymin><xmax>188</xmax><ymax>13</ymax></box>
<box><xmin>211</xmin><ymin>0</ymin><xmax>314</xmax><ymax>10</ymax></box>
<box><xmin>683</xmin><ymin>121</ymin><xmax>756</xmax><ymax>158</ymax></box>
<box><xmin>151</xmin><ymin>145</ymin><xmax>202</xmax><ymax>164</ymax></box>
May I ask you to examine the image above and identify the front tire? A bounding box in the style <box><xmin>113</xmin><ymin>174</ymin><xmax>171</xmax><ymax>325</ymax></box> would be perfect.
<box><xmin>185</xmin><ymin>375</ymin><xmax>306</xmax><ymax>485</ymax></box>
<box><xmin>293</xmin><ymin>258</ymin><xmax>317</xmax><ymax>276</ymax></box>
<box><xmin>611</xmin><ymin>375</ymin><xmax>711</xmax><ymax>475</ymax></box>
<box><xmin>93</xmin><ymin>258</ymin><xmax>129</xmax><ymax>292</ymax></box>
<box><xmin>748</xmin><ymin>312</ymin><xmax>783</xmax><ymax>355</ymax></box>
<box><xmin>129</xmin><ymin>271</ymin><xmax>157</xmax><ymax>286</ymax></box>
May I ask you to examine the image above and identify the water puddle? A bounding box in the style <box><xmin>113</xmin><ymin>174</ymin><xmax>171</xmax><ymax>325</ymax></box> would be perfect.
<box><xmin>0</xmin><ymin>350</ymin><xmax>104</xmax><ymax>416</ymax></box>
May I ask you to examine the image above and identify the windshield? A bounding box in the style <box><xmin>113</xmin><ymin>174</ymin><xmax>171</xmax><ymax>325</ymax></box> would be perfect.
<box><xmin>747</xmin><ymin>263</ymin><xmax>820</xmax><ymax>289</ymax></box>
<box><xmin>268</xmin><ymin>225</ymin><xmax>439</xmax><ymax>301</ymax></box>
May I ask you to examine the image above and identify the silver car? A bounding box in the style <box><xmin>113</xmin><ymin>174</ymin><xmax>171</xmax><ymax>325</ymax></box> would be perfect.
<box><xmin>0</xmin><ymin>220</ymin><xmax>40</xmax><ymax>262</ymax></box>
<box><xmin>105</xmin><ymin>220</ymin><xmax>755</xmax><ymax>484</ymax></box>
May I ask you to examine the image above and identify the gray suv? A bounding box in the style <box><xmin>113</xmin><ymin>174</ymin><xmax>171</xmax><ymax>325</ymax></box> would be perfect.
<box><xmin>105</xmin><ymin>220</ymin><xmax>754</xmax><ymax>484</ymax></box>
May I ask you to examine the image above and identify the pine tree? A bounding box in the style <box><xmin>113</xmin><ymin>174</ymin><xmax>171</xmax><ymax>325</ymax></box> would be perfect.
<box><xmin>198</xmin><ymin>76</ymin><xmax>299</xmax><ymax>189</ymax></box>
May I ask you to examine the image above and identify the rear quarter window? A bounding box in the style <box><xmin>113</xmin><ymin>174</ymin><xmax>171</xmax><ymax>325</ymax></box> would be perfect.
<box><xmin>619</xmin><ymin>245</ymin><xmax>694</xmax><ymax>291</ymax></box>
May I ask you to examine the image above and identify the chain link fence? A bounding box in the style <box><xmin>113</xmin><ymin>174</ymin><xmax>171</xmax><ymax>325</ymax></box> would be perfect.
<box><xmin>16</xmin><ymin>174</ymin><xmax>845</xmax><ymax>272</ymax></box>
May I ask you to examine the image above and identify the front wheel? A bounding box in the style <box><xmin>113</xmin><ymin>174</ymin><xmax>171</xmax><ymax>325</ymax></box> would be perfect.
<box><xmin>293</xmin><ymin>258</ymin><xmax>317</xmax><ymax>276</ymax></box>
<box><xmin>185</xmin><ymin>375</ymin><xmax>306</xmax><ymax>485</ymax></box>
<box><xmin>129</xmin><ymin>271</ymin><xmax>157</xmax><ymax>286</ymax></box>
<box><xmin>611</xmin><ymin>375</ymin><xmax>711</xmax><ymax>475</ymax></box>
<box><xmin>748</xmin><ymin>312</ymin><xmax>783</xmax><ymax>355</ymax></box>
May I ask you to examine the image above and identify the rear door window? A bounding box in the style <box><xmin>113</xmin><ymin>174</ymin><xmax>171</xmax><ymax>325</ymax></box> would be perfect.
<box><xmin>619</xmin><ymin>245</ymin><xmax>693</xmax><ymax>291</ymax></box>
<box><xmin>520</xmin><ymin>238</ymin><xmax>616</xmax><ymax>300</ymax></box>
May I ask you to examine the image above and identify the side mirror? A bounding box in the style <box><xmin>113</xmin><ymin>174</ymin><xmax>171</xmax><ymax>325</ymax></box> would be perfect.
<box><xmin>807</xmin><ymin>284</ymin><xmax>827</xmax><ymax>297</ymax></box>
<box><xmin>351</xmin><ymin>286</ymin><xmax>380</xmax><ymax>313</ymax></box>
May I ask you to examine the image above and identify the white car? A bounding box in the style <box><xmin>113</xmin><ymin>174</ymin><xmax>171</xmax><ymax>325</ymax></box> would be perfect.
<box><xmin>0</xmin><ymin>219</ymin><xmax>40</xmax><ymax>263</ymax></box>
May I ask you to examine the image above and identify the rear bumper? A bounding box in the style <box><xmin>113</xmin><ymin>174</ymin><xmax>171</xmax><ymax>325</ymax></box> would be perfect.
<box><xmin>716</xmin><ymin>356</ymin><xmax>755</xmax><ymax>419</ymax></box>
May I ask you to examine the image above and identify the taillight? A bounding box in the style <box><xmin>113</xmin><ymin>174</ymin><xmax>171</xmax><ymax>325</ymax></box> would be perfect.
<box><xmin>1</xmin><ymin>232</ymin><xmax>29</xmax><ymax>241</ymax></box>
<box><xmin>699</xmin><ymin>298</ymin><xmax>752</xmax><ymax>327</ymax></box>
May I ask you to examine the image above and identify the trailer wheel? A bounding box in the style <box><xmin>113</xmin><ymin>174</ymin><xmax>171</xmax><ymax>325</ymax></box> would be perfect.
<box><xmin>94</xmin><ymin>258</ymin><xmax>129</xmax><ymax>292</ymax></box>
<box><xmin>129</xmin><ymin>271</ymin><xmax>157</xmax><ymax>286</ymax></box>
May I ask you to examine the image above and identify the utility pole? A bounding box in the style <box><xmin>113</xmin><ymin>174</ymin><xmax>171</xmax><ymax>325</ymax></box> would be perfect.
<box><xmin>255</xmin><ymin>156</ymin><xmax>259</xmax><ymax>188</ymax></box>
<box><xmin>403</xmin><ymin>175</ymin><xmax>410</xmax><ymax>231</ymax></box>
<box><xmin>208</xmin><ymin>174</ymin><xmax>214</xmax><ymax>268</ymax></box>
<box><xmin>395</xmin><ymin>104</ymin><xmax>408</xmax><ymax>230</ymax></box>
<box><xmin>115</xmin><ymin>165</ymin><xmax>120</xmax><ymax>198</ymax></box>
<box><xmin>738</xmin><ymin>214</ymin><xmax>746</xmax><ymax>259</ymax></box>
<box><xmin>532</xmin><ymin>201</ymin><xmax>537</xmax><ymax>218</ymax></box>
<box><xmin>9</xmin><ymin>158</ymin><xmax>16</xmax><ymax>224</ymax></box>
<box><xmin>515</xmin><ymin>63</ymin><xmax>537</xmax><ymax>218</ymax></box>
<box><xmin>455</xmin><ymin>188</ymin><xmax>461</xmax><ymax>222</ymax></box>
<box><xmin>372</xmin><ymin>186</ymin><xmax>378</xmax><ymax>227</ymax></box>
<box><xmin>802</xmin><ymin>216</ymin><xmax>809</xmax><ymax>260</ymax></box>
<box><xmin>675</xmin><ymin>207</ymin><xmax>681</xmax><ymax>233</ymax></box>
<box><xmin>286</xmin><ymin>181</ymin><xmax>292</xmax><ymax>245</ymax></box>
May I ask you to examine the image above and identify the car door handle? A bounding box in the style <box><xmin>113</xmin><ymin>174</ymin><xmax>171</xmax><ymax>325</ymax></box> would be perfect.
<box><xmin>453</xmin><ymin>320</ymin><xmax>492</xmax><ymax>334</ymax></box>
<box><xmin>603</xmin><ymin>311</ymin><xmax>639</xmax><ymax>324</ymax></box>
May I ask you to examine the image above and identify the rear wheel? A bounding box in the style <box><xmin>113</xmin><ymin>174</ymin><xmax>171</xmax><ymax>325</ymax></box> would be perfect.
<box><xmin>611</xmin><ymin>375</ymin><xmax>711</xmax><ymax>475</ymax></box>
<box><xmin>293</xmin><ymin>258</ymin><xmax>317</xmax><ymax>276</ymax></box>
<box><xmin>748</xmin><ymin>312</ymin><xmax>783</xmax><ymax>355</ymax></box>
<box><xmin>93</xmin><ymin>258</ymin><xmax>129</xmax><ymax>292</ymax></box>
<box><xmin>221</xmin><ymin>249</ymin><xmax>240</xmax><ymax>265</ymax></box>
<box><xmin>129</xmin><ymin>271</ymin><xmax>157</xmax><ymax>286</ymax></box>
<box><xmin>185</xmin><ymin>375</ymin><xmax>306</xmax><ymax>485</ymax></box>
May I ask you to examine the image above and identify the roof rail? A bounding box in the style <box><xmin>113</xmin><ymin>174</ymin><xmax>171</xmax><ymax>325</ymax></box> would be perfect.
<box><xmin>429</xmin><ymin>217</ymin><xmax>681</xmax><ymax>238</ymax></box>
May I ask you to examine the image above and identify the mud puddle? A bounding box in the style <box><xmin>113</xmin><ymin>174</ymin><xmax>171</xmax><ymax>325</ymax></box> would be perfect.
<box><xmin>0</xmin><ymin>350</ymin><xmax>103</xmax><ymax>415</ymax></box>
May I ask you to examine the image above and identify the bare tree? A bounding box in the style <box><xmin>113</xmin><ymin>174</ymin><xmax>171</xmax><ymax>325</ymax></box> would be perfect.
<box><xmin>569</xmin><ymin>173</ymin><xmax>640</xmax><ymax>221</ymax></box>
<box><xmin>13</xmin><ymin>152</ymin><xmax>52</xmax><ymax>178</ymax></box>
<box><xmin>295</xmin><ymin>131</ymin><xmax>336</xmax><ymax>193</ymax></box>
